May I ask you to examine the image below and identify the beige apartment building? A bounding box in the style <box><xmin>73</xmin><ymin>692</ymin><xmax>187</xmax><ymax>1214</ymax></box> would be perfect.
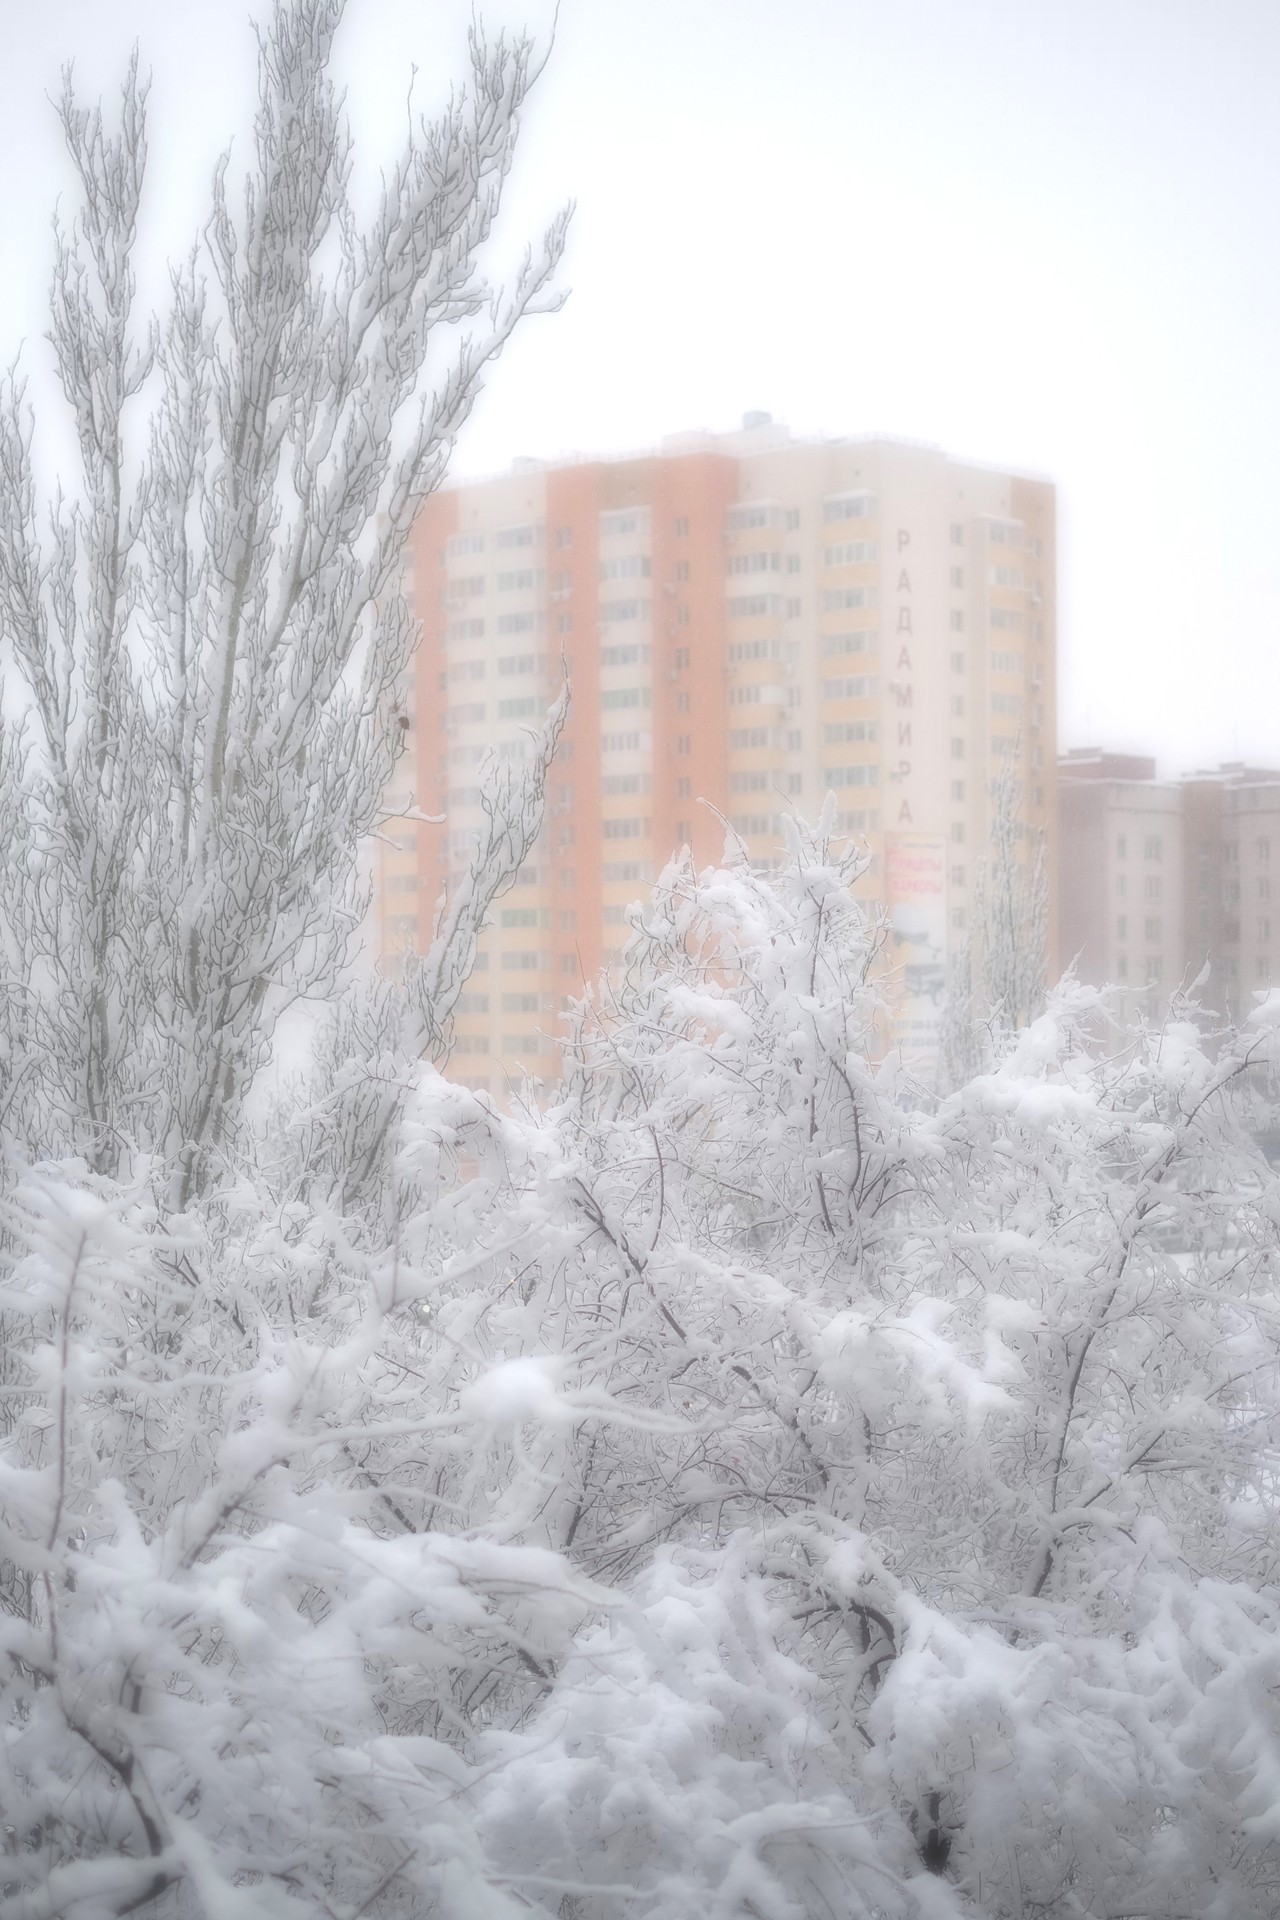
<box><xmin>377</xmin><ymin>418</ymin><xmax>1057</xmax><ymax>1090</ymax></box>
<box><xmin>1058</xmin><ymin>752</ymin><xmax>1280</xmax><ymax>1016</ymax></box>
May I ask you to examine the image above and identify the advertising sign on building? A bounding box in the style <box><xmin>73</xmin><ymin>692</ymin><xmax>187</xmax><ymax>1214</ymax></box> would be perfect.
<box><xmin>885</xmin><ymin>832</ymin><xmax>948</xmax><ymax>1061</ymax></box>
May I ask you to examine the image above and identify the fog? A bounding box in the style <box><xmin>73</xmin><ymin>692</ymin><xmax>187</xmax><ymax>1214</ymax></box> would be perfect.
<box><xmin>2</xmin><ymin>0</ymin><xmax>1277</xmax><ymax>775</ymax></box>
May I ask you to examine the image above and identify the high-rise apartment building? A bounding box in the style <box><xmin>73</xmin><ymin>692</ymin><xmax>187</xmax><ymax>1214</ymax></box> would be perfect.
<box><xmin>1058</xmin><ymin>752</ymin><xmax>1280</xmax><ymax>1016</ymax></box>
<box><xmin>377</xmin><ymin>419</ymin><xmax>1057</xmax><ymax>1090</ymax></box>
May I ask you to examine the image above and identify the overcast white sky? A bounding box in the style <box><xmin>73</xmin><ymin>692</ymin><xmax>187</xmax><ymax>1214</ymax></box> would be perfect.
<box><xmin>3</xmin><ymin>0</ymin><xmax>1278</xmax><ymax>775</ymax></box>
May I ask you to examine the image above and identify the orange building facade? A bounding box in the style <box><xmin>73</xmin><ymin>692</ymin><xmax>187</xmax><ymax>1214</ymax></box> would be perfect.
<box><xmin>375</xmin><ymin>419</ymin><xmax>1057</xmax><ymax>1090</ymax></box>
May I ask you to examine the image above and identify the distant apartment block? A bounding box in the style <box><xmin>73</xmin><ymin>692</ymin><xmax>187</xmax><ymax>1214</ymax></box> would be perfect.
<box><xmin>1059</xmin><ymin>751</ymin><xmax>1280</xmax><ymax>1014</ymax></box>
<box><xmin>377</xmin><ymin>418</ymin><xmax>1057</xmax><ymax>1090</ymax></box>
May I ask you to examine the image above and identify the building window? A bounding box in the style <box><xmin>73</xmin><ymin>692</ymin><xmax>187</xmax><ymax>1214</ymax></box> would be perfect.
<box><xmin>950</xmin><ymin>523</ymin><xmax>964</xmax><ymax>546</ymax></box>
<box><xmin>1117</xmin><ymin>955</ymin><xmax>1128</xmax><ymax>980</ymax></box>
<box><xmin>675</xmin><ymin>561</ymin><xmax>689</xmax><ymax>581</ymax></box>
<box><xmin>822</xmin><ymin>674</ymin><xmax>878</xmax><ymax>700</ymax></box>
<box><xmin>950</xmin><ymin>738</ymin><xmax>965</xmax><ymax>759</ymax></box>
<box><xmin>950</xmin><ymin>610</ymin><xmax>965</xmax><ymax>632</ymax></box>
<box><xmin>676</xmin><ymin>734</ymin><xmax>691</xmax><ymax>754</ymax></box>
<box><xmin>1144</xmin><ymin>917</ymin><xmax>1162</xmax><ymax>942</ymax></box>
<box><xmin>1116</xmin><ymin>835</ymin><xmax>1127</xmax><ymax>860</ymax></box>
<box><xmin>822</xmin><ymin>492</ymin><xmax>875</xmax><ymax>523</ymax></box>
<box><xmin>1116</xmin><ymin>875</ymin><xmax>1127</xmax><ymax>898</ymax></box>
<box><xmin>951</xmin><ymin>651</ymin><xmax>965</xmax><ymax>673</ymax></box>
<box><xmin>950</xmin><ymin>864</ymin><xmax>965</xmax><ymax>888</ymax></box>
<box><xmin>675</xmin><ymin>691</ymin><xmax>690</xmax><ymax>712</ymax></box>
<box><xmin>950</xmin><ymin>907</ymin><xmax>966</xmax><ymax>929</ymax></box>
<box><xmin>600</xmin><ymin>554</ymin><xmax>651</xmax><ymax>582</ymax></box>
<box><xmin>950</xmin><ymin>566</ymin><xmax>964</xmax><ymax>588</ymax></box>
<box><xmin>1143</xmin><ymin>835</ymin><xmax>1161</xmax><ymax>861</ymax></box>
<box><xmin>1144</xmin><ymin>876</ymin><xmax>1161</xmax><ymax>900</ymax></box>
<box><xmin>823</xmin><ymin>540</ymin><xmax>878</xmax><ymax>567</ymax></box>
<box><xmin>822</xmin><ymin>632</ymin><xmax>879</xmax><ymax>659</ymax></box>
<box><xmin>951</xmin><ymin>821</ymin><xmax>965</xmax><ymax>843</ymax></box>
<box><xmin>677</xmin><ymin>777</ymin><xmax>691</xmax><ymax>798</ymax></box>
<box><xmin>951</xmin><ymin>780</ymin><xmax>965</xmax><ymax>802</ymax></box>
<box><xmin>446</xmin><ymin>531</ymin><xmax>485</xmax><ymax>558</ymax></box>
<box><xmin>497</xmin><ymin>611</ymin><xmax>539</xmax><ymax>636</ymax></box>
<box><xmin>673</xmin><ymin>646</ymin><xmax>690</xmax><ymax>669</ymax></box>
<box><xmin>501</xmin><ymin>906</ymin><xmax>548</xmax><ymax>928</ymax></box>
<box><xmin>785</xmin><ymin>508</ymin><xmax>800</xmax><ymax>530</ymax></box>
<box><xmin>1145</xmin><ymin>956</ymin><xmax>1162</xmax><ymax>983</ymax></box>
<box><xmin>600</xmin><ymin>508</ymin><xmax>649</xmax><ymax>538</ymax></box>
<box><xmin>1259</xmin><ymin>838</ymin><xmax>1271</xmax><ymax>863</ymax></box>
<box><xmin>728</xmin><ymin>502</ymin><xmax>780</xmax><ymax>531</ymax></box>
<box><xmin>727</xmin><ymin>551</ymin><xmax>782</xmax><ymax>577</ymax></box>
<box><xmin>951</xmin><ymin>695</ymin><xmax>964</xmax><ymax>717</ymax></box>
<box><xmin>1117</xmin><ymin>915</ymin><xmax>1127</xmax><ymax>940</ymax></box>
<box><xmin>674</xmin><ymin>516</ymin><xmax>689</xmax><ymax>537</ymax></box>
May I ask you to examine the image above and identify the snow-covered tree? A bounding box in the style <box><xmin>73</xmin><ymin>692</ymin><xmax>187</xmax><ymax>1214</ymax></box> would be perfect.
<box><xmin>943</xmin><ymin>752</ymin><xmax>1049</xmax><ymax>1086</ymax></box>
<box><xmin>0</xmin><ymin>4</ymin><xmax>575</xmax><ymax>1912</ymax></box>
<box><xmin>0</xmin><ymin>0</ymin><xmax>567</xmax><ymax>1206</ymax></box>
<box><xmin>391</xmin><ymin>815</ymin><xmax>1280</xmax><ymax>1916</ymax></box>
